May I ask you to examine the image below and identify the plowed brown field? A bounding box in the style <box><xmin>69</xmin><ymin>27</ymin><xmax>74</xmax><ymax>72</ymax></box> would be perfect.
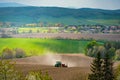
<box><xmin>13</xmin><ymin>54</ymin><xmax>120</xmax><ymax>80</ymax></box>
<box><xmin>12</xmin><ymin>33</ymin><xmax>120</xmax><ymax>41</ymax></box>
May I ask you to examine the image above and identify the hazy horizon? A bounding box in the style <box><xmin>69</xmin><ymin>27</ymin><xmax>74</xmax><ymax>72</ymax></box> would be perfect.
<box><xmin>0</xmin><ymin>0</ymin><xmax>120</xmax><ymax>10</ymax></box>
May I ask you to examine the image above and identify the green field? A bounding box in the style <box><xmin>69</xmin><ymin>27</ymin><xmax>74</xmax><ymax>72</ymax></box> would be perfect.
<box><xmin>18</xmin><ymin>27</ymin><xmax>59</xmax><ymax>33</ymax></box>
<box><xmin>0</xmin><ymin>38</ymin><xmax>94</xmax><ymax>56</ymax></box>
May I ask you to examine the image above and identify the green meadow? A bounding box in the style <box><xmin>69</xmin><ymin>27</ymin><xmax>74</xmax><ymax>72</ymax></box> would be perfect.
<box><xmin>0</xmin><ymin>38</ymin><xmax>93</xmax><ymax>56</ymax></box>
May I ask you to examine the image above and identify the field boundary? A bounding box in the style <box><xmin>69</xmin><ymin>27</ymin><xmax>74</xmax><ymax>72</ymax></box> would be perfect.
<box><xmin>10</xmin><ymin>33</ymin><xmax>120</xmax><ymax>41</ymax></box>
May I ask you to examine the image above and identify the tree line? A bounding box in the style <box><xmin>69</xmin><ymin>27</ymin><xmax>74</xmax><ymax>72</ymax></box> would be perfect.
<box><xmin>87</xmin><ymin>40</ymin><xmax>120</xmax><ymax>80</ymax></box>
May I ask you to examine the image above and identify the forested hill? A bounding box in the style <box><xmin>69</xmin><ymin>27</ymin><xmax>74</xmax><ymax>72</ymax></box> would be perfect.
<box><xmin>0</xmin><ymin>7</ymin><xmax>120</xmax><ymax>25</ymax></box>
<box><xmin>0</xmin><ymin>2</ymin><xmax>27</xmax><ymax>7</ymax></box>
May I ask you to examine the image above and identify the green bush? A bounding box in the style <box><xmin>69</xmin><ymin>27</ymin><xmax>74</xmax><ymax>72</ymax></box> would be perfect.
<box><xmin>115</xmin><ymin>64</ymin><xmax>120</xmax><ymax>80</ymax></box>
<box><xmin>108</xmin><ymin>47</ymin><xmax>116</xmax><ymax>59</ymax></box>
<box><xmin>86</xmin><ymin>41</ymin><xmax>120</xmax><ymax>60</ymax></box>
<box><xmin>0</xmin><ymin>60</ymin><xmax>24</xmax><ymax>80</ymax></box>
<box><xmin>86</xmin><ymin>46</ymin><xmax>105</xmax><ymax>58</ymax></box>
<box><xmin>0</xmin><ymin>47</ymin><xmax>26</xmax><ymax>59</ymax></box>
<box><xmin>104</xmin><ymin>41</ymin><xmax>120</xmax><ymax>60</ymax></box>
<box><xmin>0</xmin><ymin>59</ymin><xmax>52</xmax><ymax>80</ymax></box>
<box><xmin>115</xmin><ymin>49</ymin><xmax>120</xmax><ymax>60</ymax></box>
<box><xmin>14</xmin><ymin>48</ymin><xmax>26</xmax><ymax>58</ymax></box>
<box><xmin>26</xmin><ymin>71</ymin><xmax>52</xmax><ymax>80</ymax></box>
<box><xmin>1</xmin><ymin>47</ymin><xmax>14</xmax><ymax>59</ymax></box>
<box><xmin>85</xmin><ymin>40</ymin><xmax>99</xmax><ymax>56</ymax></box>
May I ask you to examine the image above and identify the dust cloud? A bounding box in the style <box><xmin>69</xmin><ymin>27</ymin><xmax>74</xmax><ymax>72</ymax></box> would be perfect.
<box><xmin>35</xmin><ymin>53</ymin><xmax>79</xmax><ymax>67</ymax></box>
<box><xmin>15</xmin><ymin>53</ymin><xmax>92</xmax><ymax>67</ymax></box>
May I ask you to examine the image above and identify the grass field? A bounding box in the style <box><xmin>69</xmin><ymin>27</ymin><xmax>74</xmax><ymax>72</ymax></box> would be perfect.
<box><xmin>0</xmin><ymin>38</ymin><xmax>94</xmax><ymax>56</ymax></box>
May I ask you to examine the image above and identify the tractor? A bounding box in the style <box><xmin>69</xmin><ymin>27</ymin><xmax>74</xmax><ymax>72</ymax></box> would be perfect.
<box><xmin>54</xmin><ymin>61</ymin><xmax>68</xmax><ymax>67</ymax></box>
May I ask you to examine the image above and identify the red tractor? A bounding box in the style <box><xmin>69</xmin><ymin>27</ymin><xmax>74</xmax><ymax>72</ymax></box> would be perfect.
<box><xmin>54</xmin><ymin>61</ymin><xmax>68</xmax><ymax>67</ymax></box>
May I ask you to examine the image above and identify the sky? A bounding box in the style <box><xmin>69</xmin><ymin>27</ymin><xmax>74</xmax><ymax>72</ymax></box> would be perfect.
<box><xmin>0</xmin><ymin>0</ymin><xmax>120</xmax><ymax>10</ymax></box>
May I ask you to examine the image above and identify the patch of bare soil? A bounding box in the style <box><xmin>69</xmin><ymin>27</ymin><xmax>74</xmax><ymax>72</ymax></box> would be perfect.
<box><xmin>13</xmin><ymin>54</ymin><xmax>91</xmax><ymax>80</ymax></box>
<box><xmin>12</xmin><ymin>33</ymin><xmax>120</xmax><ymax>41</ymax></box>
<box><xmin>13</xmin><ymin>54</ymin><xmax>120</xmax><ymax>80</ymax></box>
<box><xmin>13</xmin><ymin>54</ymin><xmax>92</xmax><ymax>67</ymax></box>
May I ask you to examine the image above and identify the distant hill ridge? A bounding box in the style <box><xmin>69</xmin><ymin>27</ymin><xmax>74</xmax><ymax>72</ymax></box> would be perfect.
<box><xmin>0</xmin><ymin>4</ymin><xmax>120</xmax><ymax>25</ymax></box>
<box><xmin>0</xmin><ymin>2</ymin><xmax>28</xmax><ymax>7</ymax></box>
